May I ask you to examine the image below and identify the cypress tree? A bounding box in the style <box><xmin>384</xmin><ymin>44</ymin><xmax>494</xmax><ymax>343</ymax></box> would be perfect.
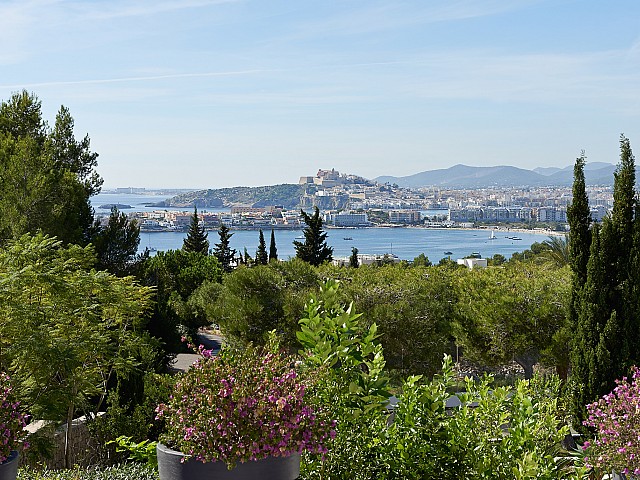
<box><xmin>570</xmin><ymin>136</ymin><xmax>639</xmax><ymax>426</ymax></box>
<box><xmin>293</xmin><ymin>207</ymin><xmax>333</xmax><ymax>266</ymax></box>
<box><xmin>567</xmin><ymin>153</ymin><xmax>591</xmax><ymax>285</ymax></box>
<box><xmin>255</xmin><ymin>229</ymin><xmax>268</xmax><ymax>265</ymax></box>
<box><xmin>213</xmin><ymin>223</ymin><xmax>236</xmax><ymax>272</ymax></box>
<box><xmin>182</xmin><ymin>206</ymin><xmax>209</xmax><ymax>254</ymax></box>
<box><xmin>269</xmin><ymin>229</ymin><xmax>278</xmax><ymax>262</ymax></box>
<box><xmin>349</xmin><ymin>247</ymin><xmax>359</xmax><ymax>268</ymax></box>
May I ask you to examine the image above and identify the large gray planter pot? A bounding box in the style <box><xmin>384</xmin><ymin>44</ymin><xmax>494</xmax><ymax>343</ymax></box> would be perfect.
<box><xmin>157</xmin><ymin>443</ymin><xmax>300</xmax><ymax>480</ymax></box>
<box><xmin>0</xmin><ymin>451</ymin><xmax>19</xmax><ymax>480</ymax></box>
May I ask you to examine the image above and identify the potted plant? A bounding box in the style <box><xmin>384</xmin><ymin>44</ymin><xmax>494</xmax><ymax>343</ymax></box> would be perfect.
<box><xmin>155</xmin><ymin>334</ymin><xmax>335</xmax><ymax>480</ymax></box>
<box><xmin>582</xmin><ymin>366</ymin><xmax>640</xmax><ymax>479</ymax></box>
<box><xmin>0</xmin><ymin>373</ymin><xmax>29</xmax><ymax>480</ymax></box>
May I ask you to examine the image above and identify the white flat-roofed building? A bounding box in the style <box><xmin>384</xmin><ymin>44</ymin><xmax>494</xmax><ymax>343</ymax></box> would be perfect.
<box><xmin>325</xmin><ymin>212</ymin><xmax>368</xmax><ymax>227</ymax></box>
<box><xmin>457</xmin><ymin>258</ymin><xmax>488</xmax><ymax>269</ymax></box>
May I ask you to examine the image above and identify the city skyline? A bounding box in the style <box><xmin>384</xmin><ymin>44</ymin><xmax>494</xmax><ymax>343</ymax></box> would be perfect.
<box><xmin>2</xmin><ymin>0</ymin><xmax>639</xmax><ymax>189</ymax></box>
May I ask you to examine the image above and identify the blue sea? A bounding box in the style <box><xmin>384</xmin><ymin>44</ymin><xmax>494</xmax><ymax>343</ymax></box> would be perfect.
<box><xmin>92</xmin><ymin>193</ymin><xmax>551</xmax><ymax>262</ymax></box>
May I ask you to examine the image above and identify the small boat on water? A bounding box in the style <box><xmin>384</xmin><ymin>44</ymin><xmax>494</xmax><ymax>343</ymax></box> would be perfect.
<box><xmin>489</xmin><ymin>230</ymin><xmax>496</xmax><ymax>240</ymax></box>
<box><xmin>343</xmin><ymin>237</ymin><xmax>353</xmax><ymax>241</ymax></box>
<box><xmin>444</xmin><ymin>251</ymin><xmax>453</xmax><ymax>256</ymax></box>
<box><xmin>294</xmin><ymin>235</ymin><xmax>305</xmax><ymax>240</ymax></box>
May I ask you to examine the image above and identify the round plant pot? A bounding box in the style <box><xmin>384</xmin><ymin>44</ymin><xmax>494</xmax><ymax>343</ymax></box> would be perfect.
<box><xmin>0</xmin><ymin>451</ymin><xmax>19</xmax><ymax>480</ymax></box>
<box><xmin>157</xmin><ymin>443</ymin><xmax>301</xmax><ymax>480</ymax></box>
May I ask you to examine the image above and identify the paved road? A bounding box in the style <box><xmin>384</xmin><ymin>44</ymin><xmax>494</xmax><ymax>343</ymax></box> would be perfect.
<box><xmin>169</xmin><ymin>330</ymin><xmax>224</xmax><ymax>373</ymax></box>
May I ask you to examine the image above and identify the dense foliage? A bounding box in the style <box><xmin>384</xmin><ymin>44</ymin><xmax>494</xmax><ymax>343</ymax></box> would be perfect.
<box><xmin>142</xmin><ymin>249</ymin><xmax>222</xmax><ymax>354</ymax></box>
<box><xmin>455</xmin><ymin>262</ymin><xmax>570</xmax><ymax>379</ymax></box>
<box><xmin>0</xmin><ymin>91</ymin><xmax>101</xmax><ymax>245</ymax></box>
<box><xmin>298</xmin><ymin>283</ymin><xmax>574</xmax><ymax>479</ymax></box>
<box><xmin>91</xmin><ymin>207</ymin><xmax>143</xmax><ymax>276</ymax></box>
<box><xmin>0</xmin><ymin>234</ymin><xmax>154</xmax><ymax>467</ymax></box>
<box><xmin>17</xmin><ymin>464</ymin><xmax>158</xmax><ymax>480</ymax></box>
<box><xmin>205</xmin><ymin>259</ymin><xmax>319</xmax><ymax>349</ymax></box>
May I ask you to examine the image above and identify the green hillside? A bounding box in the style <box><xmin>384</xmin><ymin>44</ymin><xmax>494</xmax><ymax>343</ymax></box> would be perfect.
<box><xmin>155</xmin><ymin>184</ymin><xmax>309</xmax><ymax>209</ymax></box>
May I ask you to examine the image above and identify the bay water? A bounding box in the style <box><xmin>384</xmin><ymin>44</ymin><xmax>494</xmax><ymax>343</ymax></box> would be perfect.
<box><xmin>92</xmin><ymin>193</ymin><xmax>550</xmax><ymax>262</ymax></box>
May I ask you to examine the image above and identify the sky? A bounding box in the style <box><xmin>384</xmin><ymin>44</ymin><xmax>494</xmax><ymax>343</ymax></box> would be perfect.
<box><xmin>1</xmin><ymin>0</ymin><xmax>639</xmax><ymax>189</ymax></box>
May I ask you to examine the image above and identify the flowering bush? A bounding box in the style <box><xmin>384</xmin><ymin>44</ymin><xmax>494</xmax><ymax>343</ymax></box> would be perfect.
<box><xmin>0</xmin><ymin>372</ymin><xmax>29</xmax><ymax>463</ymax></box>
<box><xmin>583</xmin><ymin>366</ymin><xmax>640</xmax><ymax>476</ymax></box>
<box><xmin>156</xmin><ymin>335</ymin><xmax>335</xmax><ymax>468</ymax></box>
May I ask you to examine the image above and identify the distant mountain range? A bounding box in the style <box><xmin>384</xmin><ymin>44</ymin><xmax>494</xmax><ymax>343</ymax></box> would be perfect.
<box><xmin>375</xmin><ymin>162</ymin><xmax>618</xmax><ymax>189</ymax></box>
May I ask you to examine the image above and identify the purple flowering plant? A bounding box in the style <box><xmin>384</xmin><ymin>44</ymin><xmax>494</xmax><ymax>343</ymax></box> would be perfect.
<box><xmin>155</xmin><ymin>334</ymin><xmax>335</xmax><ymax>469</ymax></box>
<box><xmin>0</xmin><ymin>372</ymin><xmax>29</xmax><ymax>464</ymax></box>
<box><xmin>582</xmin><ymin>366</ymin><xmax>640</xmax><ymax>477</ymax></box>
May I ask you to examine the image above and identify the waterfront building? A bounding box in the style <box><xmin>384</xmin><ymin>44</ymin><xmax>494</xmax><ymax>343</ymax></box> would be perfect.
<box><xmin>389</xmin><ymin>210</ymin><xmax>421</xmax><ymax>224</ymax></box>
<box><xmin>324</xmin><ymin>212</ymin><xmax>369</xmax><ymax>227</ymax></box>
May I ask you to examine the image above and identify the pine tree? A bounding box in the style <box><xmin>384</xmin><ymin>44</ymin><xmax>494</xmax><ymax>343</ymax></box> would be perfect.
<box><xmin>92</xmin><ymin>206</ymin><xmax>141</xmax><ymax>276</ymax></box>
<box><xmin>255</xmin><ymin>229</ymin><xmax>268</xmax><ymax>265</ymax></box>
<box><xmin>213</xmin><ymin>223</ymin><xmax>236</xmax><ymax>273</ymax></box>
<box><xmin>182</xmin><ymin>206</ymin><xmax>209</xmax><ymax>254</ymax></box>
<box><xmin>269</xmin><ymin>229</ymin><xmax>278</xmax><ymax>262</ymax></box>
<box><xmin>293</xmin><ymin>207</ymin><xmax>333</xmax><ymax>266</ymax></box>
<box><xmin>349</xmin><ymin>247</ymin><xmax>359</xmax><ymax>268</ymax></box>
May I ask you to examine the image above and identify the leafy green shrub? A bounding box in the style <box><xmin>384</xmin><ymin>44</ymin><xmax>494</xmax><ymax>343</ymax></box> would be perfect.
<box><xmin>388</xmin><ymin>356</ymin><xmax>570</xmax><ymax>479</ymax></box>
<box><xmin>298</xmin><ymin>280</ymin><xmax>392</xmax><ymax>479</ymax></box>
<box><xmin>105</xmin><ymin>436</ymin><xmax>157</xmax><ymax>469</ymax></box>
<box><xmin>298</xmin><ymin>282</ymin><xmax>575</xmax><ymax>479</ymax></box>
<box><xmin>17</xmin><ymin>463</ymin><xmax>158</xmax><ymax>480</ymax></box>
<box><xmin>89</xmin><ymin>372</ymin><xmax>174</xmax><ymax>464</ymax></box>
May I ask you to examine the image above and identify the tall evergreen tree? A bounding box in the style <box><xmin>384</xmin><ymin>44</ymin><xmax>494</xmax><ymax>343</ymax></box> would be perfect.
<box><xmin>293</xmin><ymin>207</ymin><xmax>333</xmax><ymax>266</ymax></box>
<box><xmin>570</xmin><ymin>136</ymin><xmax>639</xmax><ymax>426</ymax></box>
<box><xmin>91</xmin><ymin>207</ymin><xmax>141</xmax><ymax>276</ymax></box>
<box><xmin>182</xmin><ymin>206</ymin><xmax>209</xmax><ymax>254</ymax></box>
<box><xmin>243</xmin><ymin>247</ymin><xmax>253</xmax><ymax>266</ymax></box>
<box><xmin>255</xmin><ymin>229</ymin><xmax>268</xmax><ymax>265</ymax></box>
<box><xmin>567</xmin><ymin>154</ymin><xmax>591</xmax><ymax>285</ymax></box>
<box><xmin>213</xmin><ymin>223</ymin><xmax>236</xmax><ymax>273</ymax></box>
<box><xmin>269</xmin><ymin>229</ymin><xmax>278</xmax><ymax>262</ymax></box>
<box><xmin>349</xmin><ymin>247</ymin><xmax>359</xmax><ymax>268</ymax></box>
<box><xmin>0</xmin><ymin>91</ymin><xmax>102</xmax><ymax>245</ymax></box>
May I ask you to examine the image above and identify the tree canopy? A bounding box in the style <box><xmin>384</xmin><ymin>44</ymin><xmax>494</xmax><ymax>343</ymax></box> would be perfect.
<box><xmin>455</xmin><ymin>262</ymin><xmax>570</xmax><ymax>379</ymax></box>
<box><xmin>91</xmin><ymin>207</ymin><xmax>143</xmax><ymax>276</ymax></box>
<box><xmin>0</xmin><ymin>91</ymin><xmax>101</xmax><ymax>245</ymax></box>
<box><xmin>142</xmin><ymin>249</ymin><xmax>223</xmax><ymax>353</ymax></box>
<box><xmin>0</xmin><ymin>234</ymin><xmax>153</xmax><ymax>466</ymax></box>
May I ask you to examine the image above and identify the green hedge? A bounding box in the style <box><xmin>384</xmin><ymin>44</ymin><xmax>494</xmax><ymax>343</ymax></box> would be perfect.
<box><xmin>18</xmin><ymin>464</ymin><xmax>158</xmax><ymax>480</ymax></box>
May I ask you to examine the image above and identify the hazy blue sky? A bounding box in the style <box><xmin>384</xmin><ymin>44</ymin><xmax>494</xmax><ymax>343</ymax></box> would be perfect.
<box><xmin>2</xmin><ymin>0</ymin><xmax>639</xmax><ymax>189</ymax></box>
